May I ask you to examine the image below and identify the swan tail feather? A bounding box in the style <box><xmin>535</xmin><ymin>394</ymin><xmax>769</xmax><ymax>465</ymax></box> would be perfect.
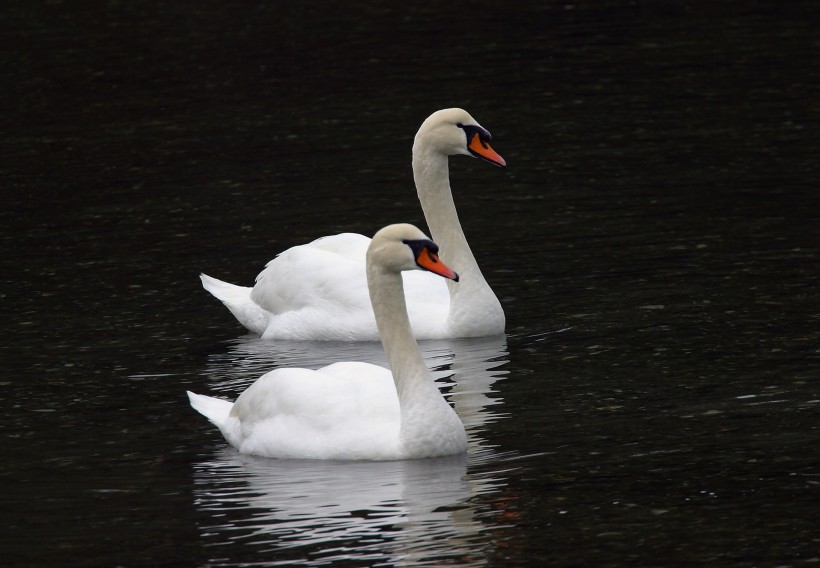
<box><xmin>200</xmin><ymin>273</ymin><xmax>252</xmax><ymax>303</ymax></box>
<box><xmin>200</xmin><ymin>273</ymin><xmax>269</xmax><ymax>335</ymax></box>
<box><xmin>187</xmin><ymin>391</ymin><xmax>233</xmax><ymax>428</ymax></box>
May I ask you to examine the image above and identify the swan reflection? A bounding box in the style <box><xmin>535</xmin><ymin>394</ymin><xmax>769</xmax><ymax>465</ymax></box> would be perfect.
<box><xmin>194</xmin><ymin>335</ymin><xmax>511</xmax><ymax>565</ymax></box>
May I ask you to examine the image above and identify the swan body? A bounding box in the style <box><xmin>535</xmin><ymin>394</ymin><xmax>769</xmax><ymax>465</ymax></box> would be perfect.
<box><xmin>201</xmin><ymin>108</ymin><xmax>506</xmax><ymax>340</ymax></box>
<box><xmin>188</xmin><ymin>224</ymin><xmax>468</xmax><ymax>460</ymax></box>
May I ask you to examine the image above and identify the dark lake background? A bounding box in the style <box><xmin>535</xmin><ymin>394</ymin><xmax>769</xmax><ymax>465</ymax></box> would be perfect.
<box><xmin>2</xmin><ymin>1</ymin><xmax>818</xmax><ymax>566</ymax></box>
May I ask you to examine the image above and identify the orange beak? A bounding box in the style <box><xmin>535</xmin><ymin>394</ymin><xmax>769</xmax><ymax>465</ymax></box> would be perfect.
<box><xmin>416</xmin><ymin>247</ymin><xmax>459</xmax><ymax>281</ymax></box>
<box><xmin>468</xmin><ymin>133</ymin><xmax>506</xmax><ymax>167</ymax></box>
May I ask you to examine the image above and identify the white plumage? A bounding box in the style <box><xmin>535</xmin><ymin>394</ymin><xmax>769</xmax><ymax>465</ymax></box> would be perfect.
<box><xmin>188</xmin><ymin>224</ymin><xmax>469</xmax><ymax>460</ymax></box>
<box><xmin>200</xmin><ymin>108</ymin><xmax>506</xmax><ymax>340</ymax></box>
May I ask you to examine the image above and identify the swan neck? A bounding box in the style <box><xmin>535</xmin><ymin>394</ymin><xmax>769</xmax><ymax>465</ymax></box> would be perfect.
<box><xmin>412</xmin><ymin>148</ymin><xmax>471</xmax><ymax>261</ymax></box>
<box><xmin>368</xmin><ymin>260</ymin><xmax>467</xmax><ymax>457</ymax></box>
<box><xmin>367</xmin><ymin>266</ymin><xmax>438</xmax><ymax>402</ymax></box>
<box><xmin>412</xmin><ymin>140</ymin><xmax>504</xmax><ymax>336</ymax></box>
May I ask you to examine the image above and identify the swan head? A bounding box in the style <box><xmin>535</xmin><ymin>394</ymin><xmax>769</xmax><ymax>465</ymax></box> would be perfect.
<box><xmin>368</xmin><ymin>224</ymin><xmax>459</xmax><ymax>281</ymax></box>
<box><xmin>415</xmin><ymin>108</ymin><xmax>506</xmax><ymax>168</ymax></box>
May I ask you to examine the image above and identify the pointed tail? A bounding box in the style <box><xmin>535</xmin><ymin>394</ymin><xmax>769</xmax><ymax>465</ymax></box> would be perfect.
<box><xmin>187</xmin><ymin>391</ymin><xmax>233</xmax><ymax>428</ymax></box>
<box><xmin>200</xmin><ymin>273</ymin><xmax>268</xmax><ymax>335</ymax></box>
<box><xmin>200</xmin><ymin>273</ymin><xmax>253</xmax><ymax>304</ymax></box>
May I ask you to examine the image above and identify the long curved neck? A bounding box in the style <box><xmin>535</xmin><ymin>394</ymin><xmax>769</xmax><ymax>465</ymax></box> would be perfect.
<box><xmin>412</xmin><ymin>146</ymin><xmax>479</xmax><ymax>281</ymax></box>
<box><xmin>367</xmin><ymin>265</ymin><xmax>442</xmax><ymax>408</ymax></box>
<box><xmin>412</xmin><ymin>141</ymin><xmax>504</xmax><ymax>334</ymax></box>
<box><xmin>368</xmin><ymin>260</ymin><xmax>467</xmax><ymax>457</ymax></box>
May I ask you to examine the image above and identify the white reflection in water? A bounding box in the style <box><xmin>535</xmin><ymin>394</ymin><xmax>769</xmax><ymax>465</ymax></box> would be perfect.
<box><xmin>194</xmin><ymin>335</ymin><xmax>511</xmax><ymax>566</ymax></box>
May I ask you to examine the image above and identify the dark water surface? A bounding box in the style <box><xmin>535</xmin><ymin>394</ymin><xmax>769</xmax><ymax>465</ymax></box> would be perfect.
<box><xmin>2</xmin><ymin>1</ymin><xmax>818</xmax><ymax>566</ymax></box>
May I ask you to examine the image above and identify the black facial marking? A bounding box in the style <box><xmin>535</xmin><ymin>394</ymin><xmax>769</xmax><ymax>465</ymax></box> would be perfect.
<box><xmin>456</xmin><ymin>123</ymin><xmax>493</xmax><ymax>149</ymax></box>
<box><xmin>402</xmin><ymin>238</ymin><xmax>439</xmax><ymax>260</ymax></box>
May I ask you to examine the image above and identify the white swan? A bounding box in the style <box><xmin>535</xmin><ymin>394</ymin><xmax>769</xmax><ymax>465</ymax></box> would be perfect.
<box><xmin>201</xmin><ymin>108</ymin><xmax>506</xmax><ymax>340</ymax></box>
<box><xmin>188</xmin><ymin>224</ymin><xmax>468</xmax><ymax>460</ymax></box>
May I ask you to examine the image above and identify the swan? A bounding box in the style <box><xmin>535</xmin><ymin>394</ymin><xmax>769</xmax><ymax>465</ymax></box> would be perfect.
<box><xmin>188</xmin><ymin>223</ymin><xmax>468</xmax><ymax>460</ymax></box>
<box><xmin>201</xmin><ymin>108</ymin><xmax>506</xmax><ymax>340</ymax></box>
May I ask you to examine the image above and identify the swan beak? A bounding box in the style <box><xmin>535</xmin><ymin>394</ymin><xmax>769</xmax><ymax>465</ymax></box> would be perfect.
<box><xmin>416</xmin><ymin>247</ymin><xmax>459</xmax><ymax>282</ymax></box>
<box><xmin>468</xmin><ymin>133</ymin><xmax>507</xmax><ymax>168</ymax></box>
